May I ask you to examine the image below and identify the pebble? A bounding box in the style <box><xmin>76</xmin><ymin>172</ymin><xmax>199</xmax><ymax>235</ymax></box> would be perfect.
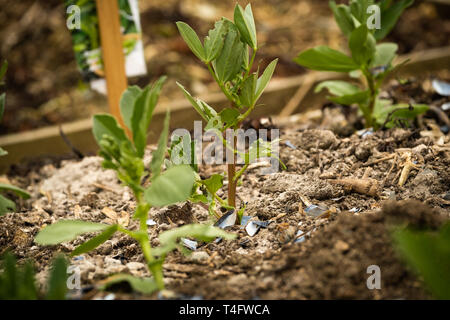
<box><xmin>189</xmin><ymin>251</ymin><xmax>210</xmax><ymax>262</ymax></box>
<box><xmin>334</xmin><ymin>240</ymin><xmax>350</xmax><ymax>252</ymax></box>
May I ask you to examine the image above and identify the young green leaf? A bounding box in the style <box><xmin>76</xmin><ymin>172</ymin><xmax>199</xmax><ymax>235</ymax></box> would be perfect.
<box><xmin>219</xmin><ymin>108</ymin><xmax>240</xmax><ymax>128</ymax></box>
<box><xmin>393</xmin><ymin>223</ymin><xmax>450</xmax><ymax>300</ymax></box>
<box><xmin>212</xmin><ymin>22</ymin><xmax>246</xmax><ymax>83</ymax></box>
<box><xmin>234</xmin><ymin>4</ymin><xmax>257</xmax><ymax>50</ymax></box>
<box><xmin>45</xmin><ymin>255</ymin><xmax>68</xmax><ymax>300</ymax></box>
<box><xmin>150</xmin><ymin>110</ymin><xmax>170</xmax><ymax>180</ymax></box>
<box><xmin>176</xmin><ymin>82</ymin><xmax>208</xmax><ymax>121</ymax></box>
<box><xmin>371</xmin><ymin>43</ymin><xmax>398</xmax><ymax>67</ymax></box>
<box><xmin>374</xmin><ymin>103</ymin><xmax>429</xmax><ymax>128</ymax></box>
<box><xmin>35</xmin><ymin>220</ymin><xmax>110</xmax><ymax>245</ymax></box>
<box><xmin>144</xmin><ymin>165</ymin><xmax>195</xmax><ymax>207</ymax></box>
<box><xmin>131</xmin><ymin>76</ymin><xmax>167</xmax><ymax>157</ymax></box>
<box><xmin>0</xmin><ymin>183</ymin><xmax>31</xmax><ymax>199</ymax></box>
<box><xmin>0</xmin><ymin>60</ymin><xmax>8</xmax><ymax>81</ymax></box>
<box><xmin>374</xmin><ymin>0</ymin><xmax>414</xmax><ymax>40</ymax></box>
<box><xmin>176</xmin><ymin>22</ymin><xmax>206</xmax><ymax>62</ymax></box>
<box><xmin>294</xmin><ymin>46</ymin><xmax>359</xmax><ymax>72</ymax></box>
<box><xmin>239</xmin><ymin>73</ymin><xmax>257</xmax><ymax>107</ymax></box>
<box><xmin>100</xmin><ymin>274</ymin><xmax>158</xmax><ymax>295</ymax></box>
<box><xmin>349</xmin><ymin>25</ymin><xmax>376</xmax><ymax>65</ymax></box>
<box><xmin>201</xmin><ymin>174</ymin><xmax>224</xmax><ymax>195</ymax></box>
<box><xmin>349</xmin><ymin>0</ymin><xmax>374</xmax><ymax>25</ymax></box>
<box><xmin>93</xmin><ymin>114</ymin><xmax>130</xmax><ymax>148</ymax></box>
<box><xmin>120</xmin><ymin>86</ymin><xmax>142</xmax><ymax>130</ymax></box>
<box><xmin>204</xmin><ymin>19</ymin><xmax>228</xmax><ymax>63</ymax></box>
<box><xmin>329</xmin><ymin>1</ymin><xmax>355</xmax><ymax>37</ymax></box>
<box><xmin>0</xmin><ymin>194</ymin><xmax>15</xmax><ymax>215</ymax></box>
<box><xmin>255</xmin><ymin>58</ymin><xmax>278</xmax><ymax>102</ymax></box>
<box><xmin>0</xmin><ymin>93</ymin><xmax>5</xmax><ymax>120</ymax></box>
<box><xmin>71</xmin><ymin>224</ymin><xmax>118</xmax><ymax>256</ymax></box>
<box><xmin>159</xmin><ymin>224</ymin><xmax>236</xmax><ymax>249</ymax></box>
<box><xmin>315</xmin><ymin>80</ymin><xmax>362</xmax><ymax>96</ymax></box>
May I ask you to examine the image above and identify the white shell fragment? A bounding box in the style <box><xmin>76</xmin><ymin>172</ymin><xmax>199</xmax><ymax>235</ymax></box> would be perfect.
<box><xmin>146</xmin><ymin>219</ymin><xmax>157</xmax><ymax>226</ymax></box>
<box><xmin>214</xmin><ymin>210</ymin><xmax>236</xmax><ymax>229</ymax></box>
<box><xmin>181</xmin><ymin>238</ymin><xmax>198</xmax><ymax>251</ymax></box>
<box><xmin>432</xmin><ymin>79</ymin><xmax>450</xmax><ymax>96</ymax></box>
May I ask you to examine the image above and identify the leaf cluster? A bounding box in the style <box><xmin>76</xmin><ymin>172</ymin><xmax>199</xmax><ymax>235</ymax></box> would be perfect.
<box><xmin>294</xmin><ymin>1</ymin><xmax>427</xmax><ymax>128</ymax></box>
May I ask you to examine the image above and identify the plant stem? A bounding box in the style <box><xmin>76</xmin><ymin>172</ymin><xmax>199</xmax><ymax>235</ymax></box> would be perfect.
<box><xmin>227</xmin><ymin>132</ymin><xmax>237</xmax><ymax>208</ymax></box>
<box><xmin>245</xmin><ymin>48</ymin><xmax>257</xmax><ymax>78</ymax></box>
<box><xmin>364</xmin><ymin>69</ymin><xmax>377</xmax><ymax>128</ymax></box>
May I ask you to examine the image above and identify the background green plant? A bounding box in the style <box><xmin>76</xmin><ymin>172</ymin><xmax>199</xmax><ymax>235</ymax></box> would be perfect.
<box><xmin>393</xmin><ymin>222</ymin><xmax>450</xmax><ymax>299</ymax></box>
<box><xmin>0</xmin><ymin>252</ymin><xmax>68</xmax><ymax>300</ymax></box>
<box><xmin>176</xmin><ymin>4</ymin><xmax>283</xmax><ymax>218</ymax></box>
<box><xmin>294</xmin><ymin>0</ymin><xmax>428</xmax><ymax>129</ymax></box>
<box><xmin>0</xmin><ymin>60</ymin><xmax>31</xmax><ymax>215</ymax></box>
<box><xmin>35</xmin><ymin>78</ymin><xmax>235</xmax><ymax>294</ymax></box>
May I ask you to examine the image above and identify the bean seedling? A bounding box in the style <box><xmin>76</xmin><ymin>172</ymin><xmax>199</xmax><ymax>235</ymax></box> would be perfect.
<box><xmin>295</xmin><ymin>0</ymin><xmax>428</xmax><ymax>129</ymax></box>
<box><xmin>35</xmin><ymin>77</ymin><xmax>235</xmax><ymax>293</ymax></box>
<box><xmin>176</xmin><ymin>4</ymin><xmax>282</xmax><ymax>220</ymax></box>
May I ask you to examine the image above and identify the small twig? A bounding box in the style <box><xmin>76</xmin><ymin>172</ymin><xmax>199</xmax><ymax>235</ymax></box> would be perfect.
<box><xmin>362</xmin><ymin>154</ymin><xmax>395</xmax><ymax>167</ymax></box>
<box><xmin>59</xmin><ymin>125</ymin><xmax>84</xmax><ymax>159</ymax></box>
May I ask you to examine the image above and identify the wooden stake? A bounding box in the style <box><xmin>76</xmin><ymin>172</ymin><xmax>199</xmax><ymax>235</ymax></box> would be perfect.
<box><xmin>95</xmin><ymin>0</ymin><xmax>130</xmax><ymax>136</ymax></box>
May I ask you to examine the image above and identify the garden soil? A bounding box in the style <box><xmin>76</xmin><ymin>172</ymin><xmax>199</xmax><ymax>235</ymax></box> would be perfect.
<box><xmin>1</xmin><ymin>116</ymin><xmax>449</xmax><ymax>299</ymax></box>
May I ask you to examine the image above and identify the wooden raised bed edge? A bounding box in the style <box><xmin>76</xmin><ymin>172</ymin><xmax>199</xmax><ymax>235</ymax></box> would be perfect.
<box><xmin>1</xmin><ymin>46</ymin><xmax>449</xmax><ymax>173</ymax></box>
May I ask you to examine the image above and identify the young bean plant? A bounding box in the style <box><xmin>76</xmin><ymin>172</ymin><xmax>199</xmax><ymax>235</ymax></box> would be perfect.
<box><xmin>0</xmin><ymin>60</ymin><xmax>31</xmax><ymax>215</ymax></box>
<box><xmin>35</xmin><ymin>78</ymin><xmax>235</xmax><ymax>293</ymax></box>
<box><xmin>295</xmin><ymin>0</ymin><xmax>428</xmax><ymax>129</ymax></box>
<box><xmin>176</xmin><ymin>4</ymin><xmax>282</xmax><ymax>221</ymax></box>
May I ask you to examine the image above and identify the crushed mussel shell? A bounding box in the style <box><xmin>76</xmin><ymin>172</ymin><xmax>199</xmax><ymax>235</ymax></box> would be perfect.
<box><xmin>146</xmin><ymin>219</ymin><xmax>157</xmax><ymax>226</ymax></box>
<box><xmin>240</xmin><ymin>216</ymin><xmax>251</xmax><ymax>226</ymax></box>
<box><xmin>181</xmin><ymin>238</ymin><xmax>198</xmax><ymax>251</ymax></box>
<box><xmin>304</xmin><ymin>204</ymin><xmax>329</xmax><ymax>218</ymax></box>
<box><xmin>442</xmin><ymin>102</ymin><xmax>450</xmax><ymax>111</ymax></box>
<box><xmin>215</xmin><ymin>210</ymin><xmax>236</xmax><ymax>229</ymax></box>
<box><xmin>294</xmin><ymin>230</ymin><xmax>311</xmax><ymax>244</ymax></box>
<box><xmin>245</xmin><ymin>221</ymin><xmax>260</xmax><ymax>237</ymax></box>
<box><xmin>284</xmin><ymin>140</ymin><xmax>297</xmax><ymax>149</ymax></box>
<box><xmin>349</xmin><ymin>207</ymin><xmax>361</xmax><ymax>213</ymax></box>
<box><xmin>356</xmin><ymin>127</ymin><xmax>374</xmax><ymax>138</ymax></box>
<box><xmin>432</xmin><ymin>79</ymin><xmax>450</xmax><ymax>96</ymax></box>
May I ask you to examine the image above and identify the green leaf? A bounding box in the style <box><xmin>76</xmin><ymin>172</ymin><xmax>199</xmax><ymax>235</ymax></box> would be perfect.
<box><xmin>349</xmin><ymin>0</ymin><xmax>374</xmax><ymax>25</ymax></box>
<box><xmin>374</xmin><ymin>103</ymin><xmax>429</xmax><ymax>128</ymax></box>
<box><xmin>240</xmin><ymin>73</ymin><xmax>257</xmax><ymax>107</ymax></box>
<box><xmin>349</xmin><ymin>25</ymin><xmax>376</xmax><ymax>65</ymax></box>
<box><xmin>35</xmin><ymin>220</ymin><xmax>110</xmax><ymax>245</ymax></box>
<box><xmin>0</xmin><ymin>60</ymin><xmax>8</xmax><ymax>81</ymax></box>
<box><xmin>0</xmin><ymin>93</ymin><xmax>5</xmax><ymax>121</ymax></box>
<box><xmin>131</xmin><ymin>76</ymin><xmax>167</xmax><ymax>157</ymax></box>
<box><xmin>204</xmin><ymin>19</ymin><xmax>228</xmax><ymax>63</ymax></box>
<box><xmin>255</xmin><ymin>58</ymin><xmax>278</xmax><ymax>102</ymax></box>
<box><xmin>176</xmin><ymin>82</ymin><xmax>208</xmax><ymax>121</ymax></box>
<box><xmin>329</xmin><ymin>1</ymin><xmax>355</xmax><ymax>37</ymax></box>
<box><xmin>144</xmin><ymin>165</ymin><xmax>195</xmax><ymax>207</ymax></box>
<box><xmin>0</xmin><ymin>194</ymin><xmax>16</xmax><ymax>216</ymax></box>
<box><xmin>0</xmin><ymin>147</ymin><xmax>7</xmax><ymax>157</ymax></box>
<box><xmin>219</xmin><ymin>108</ymin><xmax>240</xmax><ymax>128</ymax></box>
<box><xmin>374</xmin><ymin>0</ymin><xmax>414</xmax><ymax>40</ymax></box>
<box><xmin>100</xmin><ymin>274</ymin><xmax>158</xmax><ymax>295</ymax></box>
<box><xmin>315</xmin><ymin>80</ymin><xmax>369</xmax><ymax>106</ymax></box>
<box><xmin>154</xmin><ymin>224</ymin><xmax>236</xmax><ymax>257</ymax></box>
<box><xmin>201</xmin><ymin>174</ymin><xmax>223</xmax><ymax>195</ymax></box>
<box><xmin>0</xmin><ymin>253</ymin><xmax>38</xmax><ymax>300</ymax></box>
<box><xmin>234</xmin><ymin>4</ymin><xmax>257</xmax><ymax>50</ymax></box>
<box><xmin>393</xmin><ymin>223</ymin><xmax>450</xmax><ymax>299</ymax></box>
<box><xmin>294</xmin><ymin>46</ymin><xmax>359</xmax><ymax>72</ymax></box>
<box><xmin>93</xmin><ymin>114</ymin><xmax>130</xmax><ymax>149</ymax></box>
<box><xmin>45</xmin><ymin>255</ymin><xmax>68</xmax><ymax>300</ymax></box>
<box><xmin>315</xmin><ymin>80</ymin><xmax>361</xmax><ymax>96</ymax></box>
<box><xmin>0</xmin><ymin>183</ymin><xmax>31</xmax><ymax>199</ymax></box>
<box><xmin>71</xmin><ymin>225</ymin><xmax>118</xmax><ymax>256</ymax></box>
<box><xmin>371</xmin><ymin>43</ymin><xmax>398</xmax><ymax>67</ymax></box>
<box><xmin>176</xmin><ymin>22</ymin><xmax>206</xmax><ymax>62</ymax></box>
<box><xmin>150</xmin><ymin>110</ymin><xmax>170</xmax><ymax>180</ymax></box>
<box><xmin>212</xmin><ymin>21</ymin><xmax>246</xmax><ymax>83</ymax></box>
<box><xmin>120</xmin><ymin>86</ymin><xmax>142</xmax><ymax>130</ymax></box>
